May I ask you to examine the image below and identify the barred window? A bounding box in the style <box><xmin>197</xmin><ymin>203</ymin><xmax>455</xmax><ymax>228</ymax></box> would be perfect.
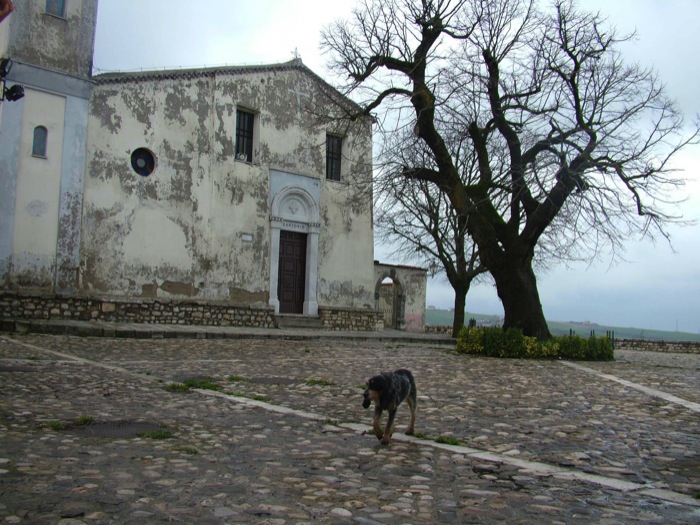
<box><xmin>235</xmin><ymin>109</ymin><xmax>255</xmax><ymax>162</ymax></box>
<box><xmin>326</xmin><ymin>134</ymin><xmax>342</xmax><ymax>181</ymax></box>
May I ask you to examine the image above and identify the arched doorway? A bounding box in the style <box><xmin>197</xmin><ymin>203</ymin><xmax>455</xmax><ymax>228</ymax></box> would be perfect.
<box><xmin>374</xmin><ymin>272</ymin><xmax>405</xmax><ymax>330</ymax></box>
<box><xmin>269</xmin><ymin>181</ymin><xmax>320</xmax><ymax>316</ymax></box>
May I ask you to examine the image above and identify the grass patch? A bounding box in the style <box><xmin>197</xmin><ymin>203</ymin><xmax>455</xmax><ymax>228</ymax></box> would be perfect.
<box><xmin>164</xmin><ymin>382</ymin><xmax>191</xmax><ymax>393</ymax></box>
<box><xmin>251</xmin><ymin>395</ymin><xmax>269</xmax><ymax>402</ymax></box>
<box><xmin>435</xmin><ymin>436</ymin><xmax>462</xmax><ymax>446</ymax></box>
<box><xmin>183</xmin><ymin>379</ymin><xmax>223</xmax><ymax>391</ymax></box>
<box><xmin>44</xmin><ymin>415</ymin><xmax>94</xmax><ymax>431</ymax></box>
<box><xmin>227</xmin><ymin>375</ymin><xmax>246</xmax><ymax>382</ymax></box>
<box><xmin>304</xmin><ymin>379</ymin><xmax>335</xmax><ymax>387</ymax></box>
<box><xmin>164</xmin><ymin>379</ymin><xmax>223</xmax><ymax>393</ymax></box>
<box><xmin>414</xmin><ymin>432</ymin><xmax>427</xmax><ymax>440</ymax></box>
<box><xmin>139</xmin><ymin>429</ymin><xmax>174</xmax><ymax>440</ymax></box>
<box><xmin>178</xmin><ymin>446</ymin><xmax>199</xmax><ymax>455</ymax></box>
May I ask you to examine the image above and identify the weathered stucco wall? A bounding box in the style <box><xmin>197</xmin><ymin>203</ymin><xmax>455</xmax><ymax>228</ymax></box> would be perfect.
<box><xmin>83</xmin><ymin>63</ymin><xmax>374</xmax><ymax>310</ymax></box>
<box><xmin>7</xmin><ymin>0</ymin><xmax>98</xmax><ymax>79</ymax></box>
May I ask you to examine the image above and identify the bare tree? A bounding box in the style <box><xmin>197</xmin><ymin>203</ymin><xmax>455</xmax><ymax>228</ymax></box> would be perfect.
<box><xmin>322</xmin><ymin>0</ymin><xmax>699</xmax><ymax>338</ymax></box>
<box><xmin>376</xmin><ymin>130</ymin><xmax>487</xmax><ymax>336</ymax></box>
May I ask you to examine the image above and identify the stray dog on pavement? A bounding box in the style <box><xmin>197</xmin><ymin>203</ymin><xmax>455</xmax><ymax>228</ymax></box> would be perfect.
<box><xmin>362</xmin><ymin>369</ymin><xmax>416</xmax><ymax>444</ymax></box>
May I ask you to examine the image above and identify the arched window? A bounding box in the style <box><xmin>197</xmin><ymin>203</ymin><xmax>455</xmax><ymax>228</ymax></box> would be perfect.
<box><xmin>32</xmin><ymin>126</ymin><xmax>48</xmax><ymax>158</ymax></box>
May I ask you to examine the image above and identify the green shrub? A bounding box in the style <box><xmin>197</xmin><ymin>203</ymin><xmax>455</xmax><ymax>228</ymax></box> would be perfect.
<box><xmin>455</xmin><ymin>326</ymin><xmax>483</xmax><ymax>354</ymax></box>
<box><xmin>455</xmin><ymin>326</ymin><xmax>613</xmax><ymax>361</ymax></box>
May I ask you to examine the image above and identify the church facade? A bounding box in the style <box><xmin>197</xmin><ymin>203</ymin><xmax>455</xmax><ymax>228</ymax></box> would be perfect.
<box><xmin>84</xmin><ymin>59</ymin><xmax>377</xmax><ymax>313</ymax></box>
<box><xmin>1</xmin><ymin>0</ymin><xmax>425</xmax><ymax>331</ymax></box>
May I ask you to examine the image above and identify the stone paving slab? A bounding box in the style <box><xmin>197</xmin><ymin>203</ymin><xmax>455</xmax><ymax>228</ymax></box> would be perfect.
<box><xmin>1</xmin><ymin>333</ymin><xmax>699</xmax><ymax>524</ymax></box>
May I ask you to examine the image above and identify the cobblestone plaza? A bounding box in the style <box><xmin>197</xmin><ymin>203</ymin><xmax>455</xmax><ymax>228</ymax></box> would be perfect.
<box><xmin>1</xmin><ymin>329</ymin><xmax>698</xmax><ymax>523</ymax></box>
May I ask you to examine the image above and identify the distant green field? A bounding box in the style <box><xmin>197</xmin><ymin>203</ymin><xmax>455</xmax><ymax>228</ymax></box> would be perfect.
<box><xmin>425</xmin><ymin>309</ymin><xmax>700</xmax><ymax>342</ymax></box>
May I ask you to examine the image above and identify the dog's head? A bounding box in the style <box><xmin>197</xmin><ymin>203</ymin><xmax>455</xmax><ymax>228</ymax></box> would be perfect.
<box><xmin>362</xmin><ymin>375</ymin><xmax>385</xmax><ymax>409</ymax></box>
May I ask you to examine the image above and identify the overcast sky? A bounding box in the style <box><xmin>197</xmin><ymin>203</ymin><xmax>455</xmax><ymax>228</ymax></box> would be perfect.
<box><xmin>93</xmin><ymin>0</ymin><xmax>700</xmax><ymax>333</ymax></box>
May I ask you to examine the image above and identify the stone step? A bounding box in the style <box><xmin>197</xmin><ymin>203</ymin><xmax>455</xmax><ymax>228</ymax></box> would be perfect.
<box><xmin>275</xmin><ymin>314</ymin><xmax>324</xmax><ymax>330</ymax></box>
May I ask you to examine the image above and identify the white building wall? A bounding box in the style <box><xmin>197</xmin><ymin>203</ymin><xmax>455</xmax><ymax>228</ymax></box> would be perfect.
<box><xmin>11</xmin><ymin>88</ymin><xmax>65</xmax><ymax>287</ymax></box>
<box><xmin>0</xmin><ymin>0</ymin><xmax>96</xmax><ymax>292</ymax></box>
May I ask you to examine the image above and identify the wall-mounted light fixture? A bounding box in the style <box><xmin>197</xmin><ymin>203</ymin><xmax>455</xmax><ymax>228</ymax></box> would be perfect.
<box><xmin>0</xmin><ymin>57</ymin><xmax>12</xmax><ymax>78</ymax></box>
<box><xmin>3</xmin><ymin>83</ymin><xmax>23</xmax><ymax>101</ymax></box>
<box><xmin>0</xmin><ymin>57</ymin><xmax>24</xmax><ymax>103</ymax></box>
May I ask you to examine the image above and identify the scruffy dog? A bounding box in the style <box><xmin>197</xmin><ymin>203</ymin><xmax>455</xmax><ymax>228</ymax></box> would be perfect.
<box><xmin>362</xmin><ymin>369</ymin><xmax>416</xmax><ymax>444</ymax></box>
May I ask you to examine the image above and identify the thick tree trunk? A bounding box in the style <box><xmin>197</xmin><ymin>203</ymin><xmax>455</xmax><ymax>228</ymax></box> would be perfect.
<box><xmin>452</xmin><ymin>285</ymin><xmax>467</xmax><ymax>338</ymax></box>
<box><xmin>490</xmin><ymin>256</ymin><xmax>551</xmax><ymax>340</ymax></box>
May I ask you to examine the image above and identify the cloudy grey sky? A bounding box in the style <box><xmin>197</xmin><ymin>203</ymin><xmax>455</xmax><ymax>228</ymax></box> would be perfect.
<box><xmin>93</xmin><ymin>0</ymin><xmax>700</xmax><ymax>333</ymax></box>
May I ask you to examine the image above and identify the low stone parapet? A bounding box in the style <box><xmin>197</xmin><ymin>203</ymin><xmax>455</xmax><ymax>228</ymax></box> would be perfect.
<box><xmin>613</xmin><ymin>338</ymin><xmax>700</xmax><ymax>354</ymax></box>
<box><xmin>424</xmin><ymin>324</ymin><xmax>700</xmax><ymax>354</ymax></box>
<box><xmin>0</xmin><ymin>292</ymin><xmax>386</xmax><ymax>332</ymax></box>
<box><xmin>424</xmin><ymin>325</ymin><xmax>453</xmax><ymax>335</ymax></box>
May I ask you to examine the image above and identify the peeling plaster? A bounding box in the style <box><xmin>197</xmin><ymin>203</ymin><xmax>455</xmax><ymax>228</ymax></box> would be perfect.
<box><xmin>215</xmin><ymin>103</ymin><xmax>234</xmax><ymax>160</ymax></box>
<box><xmin>318</xmin><ymin>278</ymin><xmax>372</xmax><ymax>307</ymax></box>
<box><xmin>121</xmin><ymin>86</ymin><xmax>154</xmax><ymax>129</ymax></box>
<box><xmin>141</xmin><ymin>282</ymin><xmax>158</xmax><ymax>297</ymax></box>
<box><xmin>11</xmin><ymin>252</ymin><xmax>55</xmax><ymax>289</ymax></box>
<box><xmin>161</xmin><ymin>280</ymin><xmax>200</xmax><ymax>297</ymax></box>
<box><xmin>164</xmin><ymin>86</ymin><xmax>188</xmax><ymax>126</ymax></box>
<box><xmin>228</xmin><ymin>287</ymin><xmax>268</xmax><ymax>305</ymax></box>
<box><xmin>161</xmin><ymin>140</ymin><xmax>194</xmax><ymax>202</ymax></box>
<box><xmin>90</xmin><ymin>90</ymin><xmax>122</xmax><ymax>134</ymax></box>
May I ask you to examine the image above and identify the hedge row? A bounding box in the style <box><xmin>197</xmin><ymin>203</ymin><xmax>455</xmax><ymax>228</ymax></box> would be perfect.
<box><xmin>455</xmin><ymin>326</ymin><xmax>614</xmax><ymax>361</ymax></box>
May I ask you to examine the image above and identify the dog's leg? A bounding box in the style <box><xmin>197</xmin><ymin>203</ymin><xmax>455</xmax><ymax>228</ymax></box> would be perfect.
<box><xmin>405</xmin><ymin>396</ymin><xmax>416</xmax><ymax>436</ymax></box>
<box><xmin>381</xmin><ymin>408</ymin><xmax>397</xmax><ymax>445</ymax></box>
<box><xmin>372</xmin><ymin>407</ymin><xmax>384</xmax><ymax>440</ymax></box>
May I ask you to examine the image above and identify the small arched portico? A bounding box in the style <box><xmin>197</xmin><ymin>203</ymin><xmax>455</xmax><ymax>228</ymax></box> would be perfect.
<box><xmin>373</xmin><ymin>262</ymin><xmax>427</xmax><ymax>332</ymax></box>
<box><xmin>374</xmin><ymin>271</ymin><xmax>405</xmax><ymax>330</ymax></box>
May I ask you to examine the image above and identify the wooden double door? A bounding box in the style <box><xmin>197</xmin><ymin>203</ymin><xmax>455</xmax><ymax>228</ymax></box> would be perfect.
<box><xmin>277</xmin><ymin>231</ymin><xmax>307</xmax><ymax>314</ymax></box>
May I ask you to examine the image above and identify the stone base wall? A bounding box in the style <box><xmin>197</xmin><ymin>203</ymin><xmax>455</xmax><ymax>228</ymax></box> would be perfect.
<box><xmin>426</xmin><ymin>324</ymin><xmax>700</xmax><ymax>354</ymax></box>
<box><xmin>0</xmin><ymin>292</ymin><xmax>275</xmax><ymax>328</ymax></box>
<box><xmin>613</xmin><ymin>338</ymin><xmax>700</xmax><ymax>354</ymax></box>
<box><xmin>0</xmin><ymin>292</ymin><xmax>384</xmax><ymax>332</ymax></box>
<box><xmin>319</xmin><ymin>306</ymin><xmax>382</xmax><ymax>331</ymax></box>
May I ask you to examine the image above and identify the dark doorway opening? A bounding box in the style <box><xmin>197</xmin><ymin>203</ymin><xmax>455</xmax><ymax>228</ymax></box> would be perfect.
<box><xmin>278</xmin><ymin>231</ymin><xmax>307</xmax><ymax>314</ymax></box>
